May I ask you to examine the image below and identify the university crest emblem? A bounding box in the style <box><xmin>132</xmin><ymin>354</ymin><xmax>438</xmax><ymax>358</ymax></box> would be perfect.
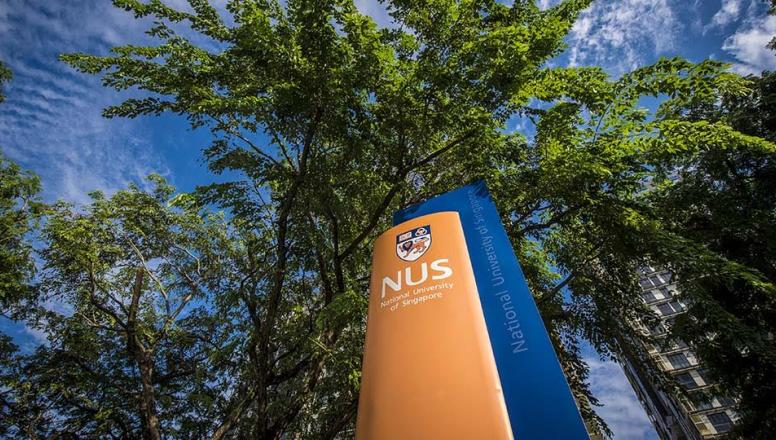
<box><xmin>396</xmin><ymin>225</ymin><xmax>431</xmax><ymax>262</ymax></box>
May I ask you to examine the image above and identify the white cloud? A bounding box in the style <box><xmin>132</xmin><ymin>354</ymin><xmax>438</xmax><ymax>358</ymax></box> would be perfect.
<box><xmin>707</xmin><ymin>0</ymin><xmax>745</xmax><ymax>31</ymax></box>
<box><xmin>722</xmin><ymin>13</ymin><xmax>776</xmax><ymax>75</ymax></box>
<box><xmin>566</xmin><ymin>0</ymin><xmax>680</xmax><ymax>74</ymax></box>
<box><xmin>537</xmin><ymin>0</ymin><xmax>562</xmax><ymax>10</ymax></box>
<box><xmin>0</xmin><ymin>1</ymin><xmax>174</xmax><ymax>203</ymax></box>
<box><xmin>588</xmin><ymin>357</ymin><xmax>658</xmax><ymax>439</ymax></box>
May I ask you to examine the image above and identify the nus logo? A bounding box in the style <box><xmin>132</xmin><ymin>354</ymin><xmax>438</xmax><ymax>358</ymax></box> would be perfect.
<box><xmin>381</xmin><ymin>259</ymin><xmax>453</xmax><ymax>298</ymax></box>
<box><xmin>396</xmin><ymin>225</ymin><xmax>431</xmax><ymax>262</ymax></box>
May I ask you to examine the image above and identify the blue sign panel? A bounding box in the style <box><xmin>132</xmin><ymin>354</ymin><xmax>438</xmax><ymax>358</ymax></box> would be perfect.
<box><xmin>394</xmin><ymin>181</ymin><xmax>589</xmax><ymax>439</ymax></box>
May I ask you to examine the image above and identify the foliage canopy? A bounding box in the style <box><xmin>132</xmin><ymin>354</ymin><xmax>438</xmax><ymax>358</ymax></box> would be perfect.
<box><xmin>0</xmin><ymin>1</ymin><xmax>774</xmax><ymax>439</ymax></box>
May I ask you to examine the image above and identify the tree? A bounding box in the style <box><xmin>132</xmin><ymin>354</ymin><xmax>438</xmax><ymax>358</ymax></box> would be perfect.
<box><xmin>0</xmin><ymin>61</ymin><xmax>43</xmax><ymax>312</ymax></box>
<box><xmin>62</xmin><ymin>1</ymin><xmax>600</xmax><ymax>437</ymax></box>
<box><xmin>489</xmin><ymin>57</ymin><xmax>773</xmax><ymax>437</ymax></box>
<box><xmin>502</xmin><ymin>57</ymin><xmax>776</xmax><ymax>438</ymax></box>
<box><xmin>0</xmin><ymin>156</ymin><xmax>42</xmax><ymax>312</ymax></box>
<box><xmin>0</xmin><ymin>59</ymin><xmax>45</xmax><ymax>438</ymax></box>
<box><xmin>2</xmin><ymin>177</ymin><xmax>239</xmax><ymax>438</ymax></box>
<box><xmin>55</xmin><ymin>1</ymin><xmax>776</xmax><ymax>438</ymax></box>
<box><xmin>644</xmin><ymin>71</ymin><xmax>776</xmax><ymax>437</ymax></box>
<box><xmin>512</xmin><ymin>58</ymin><xmax>776</xmax><ymax>438</ymax></box>
<box><xmin>0</xmin><ymin>153</ymin><xmax>45</xmax><ymax>437</ymax></box>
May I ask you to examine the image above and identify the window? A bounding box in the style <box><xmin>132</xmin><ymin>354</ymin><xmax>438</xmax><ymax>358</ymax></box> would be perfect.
<box><xmin>657</xmin><ymin>303</ymin><xmax>675</xmax><ymax>315</ymax></box>
<box><xmin>658</xmin><ymin>286</ymin><xmax>670</xmax><ymax>296</ymax></box>
<box><xmin>639</xmin><ymin>279</ymin><xmax>653</xmax><ymax>289</ymax></box>
<box><xmin>658</xmin><ymin>301</ymin><xmax>685</xmax><ymax>316</ymax></box>
<box><xmin>649</xmin><ymin>275</ymin><xmax>663</xmax><ymax>286</ymax></box>
<box><xmin>718</xmin><ymin>397</ymin><xmax>736</xmax><ymax>407</ymax></box>
<box><xmin>675</xmin><ymin>339</ymin><xmax>689</xmax><ymax>350</ymax></box>
<box><xmin>642</xmin><ymin>291</ymin><xmax>657</xmax><ymax>303</ymax></box>
<box><xmin>661</xmin><ymin>272</ymin><xmax>673</xmax><ymax>283</ymax></box>
<box><xmin>707</xmin><ymin>412</ymin><xmax>732</xmax><ymax>433</ymax></box>
<box><xmin>697</xmin><ymin>368</ymin><xmax>712</xmax><ymax>383</ymax></box>
<box><xmin>675</xmin><ymin>372</ymin><xmax>698</xmax><ymax>390</ymax></box>
<box><xmin>667</xmin><ymin>353</ymin><xmax>691</xmax><ymax>369</ymax></box>
<box><xmin>669</xmin><ymin>300</ymin><xmax>684</xmax><ymax>312</ymax></box>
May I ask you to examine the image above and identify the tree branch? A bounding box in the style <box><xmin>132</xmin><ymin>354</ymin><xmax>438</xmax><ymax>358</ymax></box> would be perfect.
<box><xmin>538</xmin><ymin>271</ymin><xmax>575</xmax><ymax>307</ymax></box>
<box><xmin>210</xmin><ymin>385</ymin><xmax>255</xmax><ymax>440</ymax></box>
<box><xmin>338</xmin><ymin>130</ymin><xmax>477</xmax><ymax>261</ymax></box>
<box><xmin>515</xmin><ymin>203</ymin><xmax>586</xmax><ymax>237</ymax></box>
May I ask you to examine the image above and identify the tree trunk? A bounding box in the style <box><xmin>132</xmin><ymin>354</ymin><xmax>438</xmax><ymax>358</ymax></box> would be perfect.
<box><xmin>136</xmin><ymin>351</ymin><xmax>162</xmax><ymax>440</ymax></box>
<box><xmin>126</xmin><ymin>268</ymin><xmax>162</xmax><ymax>440</ymax></box>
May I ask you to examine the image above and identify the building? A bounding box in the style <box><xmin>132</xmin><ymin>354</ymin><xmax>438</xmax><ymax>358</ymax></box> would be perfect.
<box><xmin>619</xmin><ymin>266</ymin><xmax>737</xmax><ymax>439</ymax></box>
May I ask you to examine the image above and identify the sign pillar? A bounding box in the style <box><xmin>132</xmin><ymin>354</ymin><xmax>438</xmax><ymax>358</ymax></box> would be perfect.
<box><xmin>356</xmin><ymin>181</ymin><xmax>589</xmax><ymax>439</ymax></box>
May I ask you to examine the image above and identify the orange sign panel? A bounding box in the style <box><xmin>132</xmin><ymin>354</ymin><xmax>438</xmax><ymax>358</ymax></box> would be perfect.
<box><xmin>356</xmin><ymin>211</ymin><xmax>513</xmax><ymax>439</ymax></box>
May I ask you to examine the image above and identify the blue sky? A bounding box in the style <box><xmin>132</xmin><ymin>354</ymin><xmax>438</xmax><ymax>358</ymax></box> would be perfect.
<box><xmin>1</xmin><ymin>1</ymin><xmax>775</xmax><ymax>438</ymax></box>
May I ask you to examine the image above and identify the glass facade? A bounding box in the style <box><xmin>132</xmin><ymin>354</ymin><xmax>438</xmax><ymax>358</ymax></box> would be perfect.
<box><xmin>707</xmin><ymin>412</ymin><xmax>732</xmax><ymax>433</ymax></box>
<box><xmin>667</xmin><ymin>353</ymin><xmax>691</xmax><ymax>369</ymax></box>
<box><xmin>675</xmin><ymin>372</ymin><xmax>698</xmax><ymax>390</ymax></box>
<box><xmin>618</xmin><ymin>266</ymin><xmax>738</xmax><ymax>439</ymax></box>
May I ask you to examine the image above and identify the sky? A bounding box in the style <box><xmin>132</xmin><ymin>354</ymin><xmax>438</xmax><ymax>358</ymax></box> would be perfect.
<box><xmin>1</xmin><ymin>0</ymin><xmax>775</xmax><ymax>438</ymax></box>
